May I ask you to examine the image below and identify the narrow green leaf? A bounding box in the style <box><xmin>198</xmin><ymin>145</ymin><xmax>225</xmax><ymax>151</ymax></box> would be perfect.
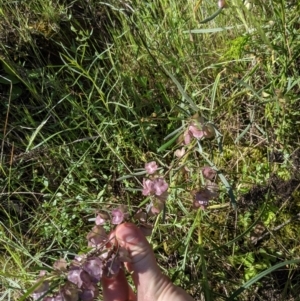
<box><xmin>163</xmin><ymin>125</ymin><xmax>185</xmax><ymax>141</ymax></box>
<box><xmin>199</xmin><ymin>7</ymin><xmax>223</xmax><ymax>24</ymax></box>
<box><xmin>117</xmin><ymin>170</ymin><xmax>147</xmax><ymax>181</ymax></box>
<box><xmin>183</xmin><ymin>26</ymin><xmax>235</xmax><ymax>34</ymax></box>
<box><xmin>210</xmin><ymin>73</ymin><xmax>221</xmax><ymax>119</ymax></box>
<box><xmin>26</xmin><ymin>117</ymin><xmax>50</xmax><ymax>152</ymax></box>
<box><xmin>228</xmin><ymin>259</ymin><xmax>300</xmax><ymax>300</ymax></box>
<box><xmin>157</xmin><ymin>132</ymin><xmax>181</xmax><ymax>153</ymax></box>
<box><xmin>218</xmin><ymin>173</ymin><xmax>237</xmax><ymax>210</ymax></box>
<box><xmin>233</xmin><ymin>78</ymin><xmax>264</xmax><ymax>102</ymax></box>
<box><xmin>234</xmin><ymin>123</ymin><xmax>252</xmax><ymax>144</ymax></box>
<box><xmin>162</xmin><ymin>66</ymin><xmax>199</xmax><ymax>112</ymax></box>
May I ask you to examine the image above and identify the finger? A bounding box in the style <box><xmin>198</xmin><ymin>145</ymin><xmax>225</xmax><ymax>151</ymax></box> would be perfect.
<box><xmin>102</xmin><ymin>268</ymin><xmax>136</xmax><ymax>301</ymax></box>
<box><xmin>115</xmin><ymin>223</ymin><xmax>167</xmax><ymax>299</ymax></box>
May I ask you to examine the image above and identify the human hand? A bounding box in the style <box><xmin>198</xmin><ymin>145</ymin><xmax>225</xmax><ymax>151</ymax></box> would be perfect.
<box><xmin>102</xmin><ymin>223</ymin><xmax>195</xmax><ymax>301</ymax></box>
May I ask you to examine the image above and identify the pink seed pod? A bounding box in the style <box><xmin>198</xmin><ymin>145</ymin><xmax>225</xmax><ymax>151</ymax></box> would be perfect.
<box><xmin>82</xmin><ymin>257</ymin><xmax>103</xmax><ymax>283</ymax></box>
<box><xmin>53</xmin><ymin>258</ymin><xmax>67</xmax><ymax>271</ymax></box>
<box><xmin>152</xmin><ymin>177</ymin><xmax>168</xmax><ymax>196</ymax></box>
<box><xmin>67</xmin><ymin>267</ymin><xmax>91</xmax><ymax>289</ymax></box>
<box><xmin>189</xmin><ymin>124</ymin><xmax>205</xmax><ymax>139</ymax></box>
<box><xmin>95</xmin><ymin>212</ymin><xmax>109</xmax><ymax>225</ymax></box>
<box><xmin>80</xmin><ymin>283</ymin><xmax>99</xmax><ymax>301</ymax></box>
<box><xmin>193</xmin><ymin>190</ymin><xmax>211</xmax><ymax>210</ymax></box>
<box><xmin>183</xmin><ymin>129</ymin><xmax>192</xmax><ymax>145</ymax></box>
<box><xmin>86</xmin><ymin>225</ymin><xmax>108</xmax><ymax>247</ymax></box>
<box><xmin>145</xmin><ymin>161</ymin><xmax>158</xmax><ymax>174</ymax></box>
<box><xmin>202</xmin><ymin>166</ymin><xmax>217</xmax><ymax>180</ymax></box>
<box><xmin>218</xmin><ymin>0</ymin><xmax>226</xmax><ymax>8</ymax></box>
<box><xmin>174</xmin><ymin>147</ymin><xmax>185</xmax><ymax>158</ymax></box>
<box><xmin>142</xmin><ymin>178</ymin><xmax>154</xmax><ymax>196</ymax></box>
<box><xmin>111</xmin><ymin>208</ymin><xmax>125</xmax><ymax>225</ymax></box>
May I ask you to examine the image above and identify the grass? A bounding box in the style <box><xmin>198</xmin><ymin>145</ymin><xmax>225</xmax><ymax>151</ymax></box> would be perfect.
<box><xmin>0</xmin><ymin>0</ymin><xmax>300</xmax><ymax>300</ymax></box>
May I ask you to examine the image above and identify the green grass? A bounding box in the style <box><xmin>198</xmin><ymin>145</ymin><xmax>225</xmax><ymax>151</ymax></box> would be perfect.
<box><xmin>1</xmin><ymin>0</ymin><xmax>300</xmax><ymax>300</ymax></box>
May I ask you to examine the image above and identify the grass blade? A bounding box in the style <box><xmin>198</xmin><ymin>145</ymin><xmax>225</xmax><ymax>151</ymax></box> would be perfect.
<box><xmin>26</xmin><ymin>117</ymin><xmax>50</xmax><ymax>152</ymax></box>
<box><xmin>157</xmin><ymin>131</ymin><xmax>182</xmax><ymax>153</ymax></box>
<box><xmin>162</xmin><ymin>66</ymin><xmax>199</xmax><ymax>112</ymax></box>
<box><xmin>228</xmin><ymin>259</ymin><xmax>300</xmax><ymax>300</ymax></box>
<box><xmin>199</xmin><ymin>7</ymin><xmax>224</xmax><ymax>24</ymax></box>
<box><xmin>183</xmin><ymin>26</ymin><xmax>235</xmax><ymax>34</ymax></box>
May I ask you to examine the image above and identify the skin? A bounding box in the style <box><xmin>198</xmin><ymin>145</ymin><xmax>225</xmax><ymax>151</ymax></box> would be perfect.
<box><xmin>102</xmin><ymin>223</ymin><xmax>195</xmax><ymax>301</ymax></box>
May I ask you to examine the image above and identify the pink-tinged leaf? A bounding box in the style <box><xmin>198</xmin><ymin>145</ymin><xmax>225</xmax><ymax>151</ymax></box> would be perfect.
<box><xmin>205</xmin><ymin>180</ymin><xmax>219</xmax><ymax>198</ymax></box>
<box><xmin>218</xmin><ymin>0</ymin><xmax>227</xmax><ymax>8</ymax></box>
<box><xmin>39</xmin><ymin>270</ymin><xmax>47</xmax><ymax>277</ymax></box>
<box><xmin>145</xmin><ymin>161</ymin><xmax>158</xmax><ymax>174</ymax></box>
<box><xmin>111</xmin><ymin>205</ymin><xmax>128</xmax><ymax>225</ymax></box>
<box><xmin>82</xmin><ymin>257</ymin><xmax>103</xmax><ymax>283</ymax></box>
<box><xmin>111</xmin><ymin>208</ymin><xmax>125</xmax><ymax>225</ymax></box>
<box><xmin>150</xmin><ymin>205</ymin><xmax>161</xmax><ymax>215</ymax></box>
<box><xmin>134</xmin><ymin>210</ymin><xmax>147</xmax><ymax>222</ymax></box>
<box><xmin>193</xmin><ymin>190</ymin><xmax>211</xmax><ymax>210</ymax></box>
<box><xmin>189</xmin><ymin>124</ymin><xmax>204</xmax><ymax>139</ymax></box>
<box><xmin>80</xmin><ymin>271</ymin><xmax>93</xmax><ymax>289</ymax></box>
<box><xmin>53</xmin><ymin>258</ymin><xmax>67</xmax><ymax>271</ymax></box>
<box><xmin>142</xmin><ymin>178</ymin><xmax>154</xmax><ymax>196</ymax></box>
<box><xmin>183</xmin><ymin>130</ymin><xmax>192</xmax><ymax>145</ymax></box>
<box><xmin>193</xmin><ymin>198</ymin><xmax>209</xmax><ymax>209</ymax></box>
<box><xmin>32</xmin><ymin>272</ymin><xmax>49</xmax><ymax>301</ymax></box>
<box><xmin>74</xmin><ymin>255</ymin><xmax>85</xmax><ymax>263</ymax></box>
<box><xmin>67</xmin><ymin>267</ymin><xmax>83</xmax><ymax>288</ymax></box>
<box><xmin>80</xmin><ymin>283</ymin><xmax>99</xmax><ymax>301</ymax></box>
<box><xmin>95</xmin><ymin>212</ymin><xmax>109</xmax><ymax>225</ymax></box>
<box><xmin>61</xmin><ymin>282</ymin><xmax>78</xmax><ymax>301</ymax></box>
<box><xmin>104</xmin><ymin>256</ymin><xmax>121</xmax><ymax>278</ymax></box>
<box><xmin>193</xmin><ymin>183</ymin><xmax>219</xmax><ymax>210</ymax></box>
<box><xmin>67</xmin><ymin>267</ymin><xmax>91</xmax><ymax>289</ymax></box>
<box><xmin>203</xmin><ymin>124</ymin><xmax>215</xmax><ymax>138</ymax></box>
<box><xmin>86</xmin><ymin>225</ymin><xmax>108</xmax><ymax>247</ymax></box>
<box><xmin>202</xmin><ymin>166</ymin><xmax>217</xmax><ymax>180</ymax></box>
<box><xmin>174</xmin><ymin>147</ymin><xmax>185</xmax><ymax>158</ymax></box>
<box><xmin>151</xmin><ymin>199</ymin><xmax>165</xmax><ymax>214</ymax></box>
<box><xmin>152</xmin><ymin>178</ymin><xmax>168</xmax><ymax>196</ymax></box>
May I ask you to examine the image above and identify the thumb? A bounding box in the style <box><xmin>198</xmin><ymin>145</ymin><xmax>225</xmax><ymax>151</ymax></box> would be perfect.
<box><xmin>115</xmin><ymin>223</ymin><xmax>167</xmax><ymax>299</ymax></box>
